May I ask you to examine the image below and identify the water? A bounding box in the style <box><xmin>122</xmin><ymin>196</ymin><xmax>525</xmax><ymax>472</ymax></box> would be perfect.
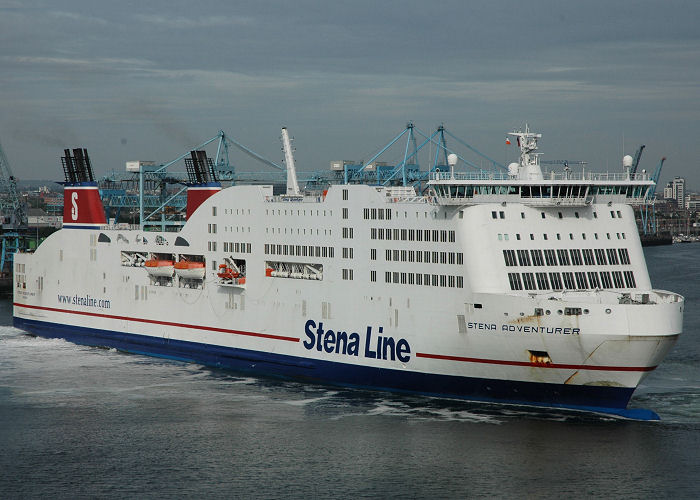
<box><xmin>1</xmin><ymin>245</ymin><xmax>699</xmax><ymax>498</ymax></box>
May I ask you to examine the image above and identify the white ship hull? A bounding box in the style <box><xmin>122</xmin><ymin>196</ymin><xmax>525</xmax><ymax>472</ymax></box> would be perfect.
<box><xmin>13</xmin><ymin>181</ymin><xmax>683</xmax><ymax>419</ymax></box>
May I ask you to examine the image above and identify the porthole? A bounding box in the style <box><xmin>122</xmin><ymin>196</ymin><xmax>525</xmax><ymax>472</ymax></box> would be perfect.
<box><xmin>557</xmin><ymin>310</ymin><xmax>563</xmax><ymax>315</ymax></box>
<box><xmin>546</xmin><ymin>310</ymin><xmax>551</xmax><ymax>315</ymax></box>
<box><xmin>583</xmin><ymin>309</ymin><xmax>590</xmax><ymax>314</ymax></box>
<box><xmin>605</xmin><ymin>308</ymin><xmax>612</xmax><ymax>314</ymax></box>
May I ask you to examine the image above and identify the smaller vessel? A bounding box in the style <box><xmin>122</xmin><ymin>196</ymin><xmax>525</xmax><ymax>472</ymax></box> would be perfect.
<box><xmin>174</xmin><ymin>260</ymin><xmax>205</xmax><ymax>280</ymax></box>
<box><xmin>144</xmin><ymin>259</ymin><xmax>175</xmax><ymax>277</ymax></box>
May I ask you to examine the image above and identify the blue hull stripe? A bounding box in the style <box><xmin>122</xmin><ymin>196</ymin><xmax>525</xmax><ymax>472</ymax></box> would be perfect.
<box><xmin>13</xmin><ymin>316</ymin><xmax>656</xmax><ymax>420</ymax></box>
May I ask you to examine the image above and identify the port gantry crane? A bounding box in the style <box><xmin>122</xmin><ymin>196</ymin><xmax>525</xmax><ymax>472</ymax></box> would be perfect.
<box><xmin>0</xmin><ymin>138</ymin><xmax>27</xmax><ymax>229</ymax></box>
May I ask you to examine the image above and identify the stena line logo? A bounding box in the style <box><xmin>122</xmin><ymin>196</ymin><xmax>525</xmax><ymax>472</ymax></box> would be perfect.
<box><xmin>303</xmin><ymin>319</ymin><xmax>411</xmax><ymax>362</ymax></box>
<box><xmin>71</xmin><ymin>191</ymin><xmax>78</xmax><ymax>220</ymax></box>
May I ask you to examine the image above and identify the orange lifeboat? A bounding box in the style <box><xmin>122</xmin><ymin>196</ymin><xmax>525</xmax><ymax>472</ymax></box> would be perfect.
<box><xmin>144</xmin><ymin>259</ymin><xmax>174</xmax><ymax>277</ymax></box>
<box><xmin>174</xmin><ymin>260</ymin><xmax>206</xmax><ymax>280</ymax></box>
<box><xmin>217</xmin><ymin>265</ymin><xmax>240</xmax><ymax>280</ymax></box>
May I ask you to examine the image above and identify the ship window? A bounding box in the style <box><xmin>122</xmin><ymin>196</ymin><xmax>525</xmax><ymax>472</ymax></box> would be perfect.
<box><xmin>440</xmin><ymin>275</ymin><xmax>447</xmax><ymax>287</ymax></box>
<box><xmin>544</xmin><ymin>249</ymin><xmax>557</xmax><ymax>266</ymax></box>
<box><xmin>530</xmin><ymin>249</ymin><xmax>544</xmax><ymax>266</ymax></box>
<box><xmin>611</xmin><ymin>211</ymin><xmax>615</xmax><ymax>218</ymax></box>
<box><xmin>600</xmin><ymin>271</ymin><xmax>613</xmax><ymax>288</ymax></box>
<box><xmin>416</xmin><ymin>273</ymin><xmax>423</xmax><ymax>285</ymax></box>
<box><xmin>410</xmin><ymin>251</ymin><xmax>416</xmax><ymax>262</ymax></box>
<box><xmin>212</xmin><ymin>206</ymin><xmax>217</xmax><ymax>216</ymax></box>
<box><xmin>593</xmin><ymin>212</ymin><xmax>598</xmax><ymax>218</ymax></box>
<box><xmin>624</xmin><ymin>270</ymin><xmax>636</xmax><ymax>288</ymax></box>
<box><xmin>612</xmin><ymin>271</ymin><xmax>624</xmax><ymax>288</ymax></box>
<box><xmin>457</xmin><ymin>253</ymin><xmax>464</xmax><ymax>265</ymax></box>
<box><xmin>549</xmin><ymin>272</ymin><xmax>563</xmax><ymax>290</ymax></box>
<box><xmin>562</xmin><ymin>272</ymin><xmax>576</xmax><ymax>289</ymax></box>
<box><xmin>575</xmin><ymin>212</ymin><xmax>579</xmax><ymax>218</ymax></box>
<box><xmin>619</xmin><ymin>248</ymin><xmax>631</xmax><ymax>265</ymax></box>
<box><xmin>570</xmin><ymin>249</ymin><xmax>583</xmax><ymax>266</ymax></box>
<box><xmin>595</xmin><ymin>249</ymin><xmax>607</xmax><ymax>265</ymax></box>
<box><xmin>409</xmin><ymin>229</ymin><xmax>415</xmax><ymax>241</ymax></box>
<box><xmin>371</xmin><ymin>270</ymin><xmax>377</xmax><ymax>282</ymax></box>
<box><xmin>457</xmin><ymin>276</ymin><xmax>464</xmax><ymax>288</ymax></box>
<box><xmin>503</xmin><ymin>250</ymin><xmax>516</xmax><ymax>267</ymax></box>
<box><xmin>543</xmin><ymin>234</ymin><xmax>548</xmax><ymax>241</ymax></box>
<box><xmin>564</xmin><ymin>307</ymin><xmax>582</xmax><ymax>316</ymax></box>
<box><xmin>594</xmin><ymin>233</ymin><xmax>599</xmax><ymax>240</ymax></box>
<box><xmin>517</xmin><ymin>250</ymin><xmax>531</xmax><ymax>266</ymax></box>
<box><xmin>556</xmin><ymin>249</ymin><xmax>571</xmax><ymax>266</ymax></box>
<box><xmin>371</xmin><ymin>249</ymin><xmax>377</xmax><ymax>260</ymax></box>
<box><xmin>449</xmin><ymin>231</ymin><xmax>455</xmax><ymax>242</ymax></box>
<box><xmin>521</xmin><ymin>212</ymin><xmax>525</xmax><ymax>219</ymax></box>
<box><xmin>588</xmin><ymin>272</ymin><xmax>601</xmax><ymax>288</ymax></box>
<box><xmin>492</xmin><ymin>211</ymin><xmax>497</xmax><ymax>219</ymax></box>
<box><xmin>343</xmin><ymin>189</ymin><xmax>348</xmax><ymax>200</ymax></box>
<box><xmin>522</xmin><ymin>272</ymin><xmax>536</xmax><ymax>290</ymax></box>
<box><xmin>459</xmin><ymin>211</ymin><xmax>464</xmax><ymax>219</ymax></box>
<box><xmin>575</xmin><ymin>272</ymin><xmax>588</xmax><ymax>289</ymax></box>
<box><xmin>499</xmin><ymin>211</ymin><xmax>505</xmax><ymax>219</ymax></box>
<box><xmin>432</xmin><ymin>275</ymin><xmax>439</xmax><ymax>286</ymax></box>
<box><xmin>541</xmin><ymin>212</ymin><xmax>545</xmax><ymax>218</ymax></box>
<box><xmin>536</xmin><ymin>272</ymin><xmax>549</xmax><ymax>290</ymax></box>
<box><xmin>508</xmin><ymin>272</ymin><xmax>523</xmax><ymax>290</ymax></box>
<box><xmin>617</xmin><ymin>210</ymin><xmax>622</xmax><ymax>218</ymax></box>
<box><xmin>530</xmin><ymin>234</ymin><xmax>534</xmax><ymax>240</ymax></box>
<box><xmin>583</xmin><ymin>249</ymin><xmax>595</xmax><ymax>265</ymax></box>
<box><xmin>607</xmin><ymin>248</ymin><xmax>619</xmax><ymax>265</ymax></box>
<box><xmin>557</xmin><ymin>233</ymin><xmax>561</xmax><ymax>240</ymax></box>
<box><xmin>342</xmin><ymin>208</ymin><xmax>348</xmax><ymax>219</ymax></box>
<box><xmin>516</xmin><ymin>234</ymin><xmax>521</xmax><ymax>241</ymax></box>
<box><xmin>558</xmin><ymin>212</ymin><xmax>563</xmax><ymax>219</ymax></box>
<box><xmin>385</xmin><ymin>271</ymin><xmax>391</xmax><ymax>283</ymax></box>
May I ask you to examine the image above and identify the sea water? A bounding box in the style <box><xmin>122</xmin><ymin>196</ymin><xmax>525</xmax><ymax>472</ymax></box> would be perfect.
<box><xmin>1</xmin><ymin>245</ymin><xmax>698</xmax><ymax>498</ymax></box>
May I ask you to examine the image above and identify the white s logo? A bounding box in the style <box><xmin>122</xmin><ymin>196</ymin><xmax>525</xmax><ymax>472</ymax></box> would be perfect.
<box><xmin>71</xmin><ymin>192</ymin><xmax>78</xmax><ymax>220</ymax></box>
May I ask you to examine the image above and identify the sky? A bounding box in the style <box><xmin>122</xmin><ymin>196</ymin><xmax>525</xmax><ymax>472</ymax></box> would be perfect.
<box><xmin>1</xmin><ymin>0</ymin><xmax>699</xmax><ymax>189</ymax></box>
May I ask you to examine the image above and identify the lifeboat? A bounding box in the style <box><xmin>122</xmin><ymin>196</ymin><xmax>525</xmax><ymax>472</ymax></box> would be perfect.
<box><xmin>144</xmin><ymin>259</ymin><xmax>174</xmax><ymax>277</ymax></box>
<box><xmin>174</xmin><ymin>261</ymin><xmax>205</xmax><ymax>280</ymax></box>
<box><xmin>217</xmin><ymin>265</ymin><xmax>240</xmax><ymax>281</ymax></box>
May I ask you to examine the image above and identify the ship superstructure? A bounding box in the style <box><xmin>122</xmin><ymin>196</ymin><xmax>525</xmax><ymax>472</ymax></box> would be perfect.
<box><xmin>12</xmin><ymin>127</ymin><xmax>684</xmax><ymax>419</ymax></box>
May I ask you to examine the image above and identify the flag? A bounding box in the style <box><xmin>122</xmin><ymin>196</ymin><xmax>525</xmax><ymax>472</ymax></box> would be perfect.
<box><xmin>505</xmin><ymin>137</ymin><xmax>511</xmax><ymax>145</ymax></box>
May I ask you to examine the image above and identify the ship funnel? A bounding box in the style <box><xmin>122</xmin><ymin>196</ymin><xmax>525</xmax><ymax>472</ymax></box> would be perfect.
<box><xmin>184</xmin><ymin>150</ymin><xmax>221</xmax><ymax>219</ymax></box>
<box><xmin>61</xmin><ymin>148</ymin><xmax>106</xmax><ymax>229</ymax></box>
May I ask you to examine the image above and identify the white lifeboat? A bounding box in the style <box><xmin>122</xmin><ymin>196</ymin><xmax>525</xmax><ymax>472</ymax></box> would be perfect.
<box><xmin>174</xmin><ymin>261</ymin><xmax>205</xmax><ymax>280</ymax></box>
<box><xmin>144</xmin><ymin>259</ymin><xmax>174</xmax><ymax>277</ymax></box>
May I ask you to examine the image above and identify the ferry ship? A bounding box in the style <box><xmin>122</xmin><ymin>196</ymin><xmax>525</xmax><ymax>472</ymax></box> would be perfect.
<box><xmin>12</xmin><ymin>126</ymin><xmax>684</xmax><ymax>419</ymax></box>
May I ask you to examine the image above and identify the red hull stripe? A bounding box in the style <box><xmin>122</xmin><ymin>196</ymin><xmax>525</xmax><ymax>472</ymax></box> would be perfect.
<box><xmin>415</xmin><ymin>352</ymin><xmax>656</xmax><ymax>372</ymax></box>
<box><xmin>13</xmin><ymin>302</ymin><xmax>657</xmax><ymax>372</ymax></box>
<box><xmin>13</xmin><ymin>302</ymin><xmax>299</xmax><ymax>343</ymax></box>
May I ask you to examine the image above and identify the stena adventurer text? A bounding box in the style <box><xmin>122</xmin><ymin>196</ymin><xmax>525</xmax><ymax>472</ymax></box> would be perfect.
<box><xmin>13</xmin><ymin>126</ymin><xmax>684</xmax><ymax>420</ymax></box>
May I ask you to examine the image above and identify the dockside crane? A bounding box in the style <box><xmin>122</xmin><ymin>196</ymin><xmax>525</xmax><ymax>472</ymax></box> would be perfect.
<box><xmin>630</xmin><ymin>145</ymin><xmax>646</xmax><ymax>175</ymax></box>
<box><xmin>0</xmin><ymin>138</ymin><xmax>26</xmax><ymax>228</ymax></box>
<box><xmin>640</xmin><ymin>157</ymin><xmax>667</xmax><ymax>235</ymax></box>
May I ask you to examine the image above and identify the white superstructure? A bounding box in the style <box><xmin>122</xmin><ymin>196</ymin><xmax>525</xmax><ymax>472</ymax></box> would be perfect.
<box><xmin>13</xmin><ymin>127</ymin><xmax>684</xmax><ymax>419</ymax></box>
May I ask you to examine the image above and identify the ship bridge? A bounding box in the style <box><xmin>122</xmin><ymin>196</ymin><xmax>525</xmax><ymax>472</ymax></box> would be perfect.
<box><xmin>428</xmin><ymin>171</ymin><xmax>654</xmax><ymax>207</ymax></box>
